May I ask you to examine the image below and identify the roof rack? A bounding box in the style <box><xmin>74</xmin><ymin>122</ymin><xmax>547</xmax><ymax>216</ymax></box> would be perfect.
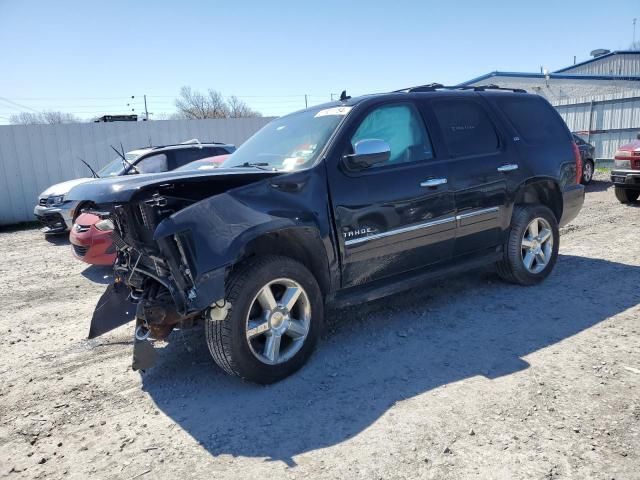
<box><xmin>394</xmin><ymin>83</ymin><xmax>527</xmax><ymax>93</ymax></box>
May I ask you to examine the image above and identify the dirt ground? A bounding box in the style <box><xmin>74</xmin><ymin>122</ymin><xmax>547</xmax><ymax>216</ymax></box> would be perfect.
<box><xmin>0</xmin><ymin>172</ymin><xmax>639</xmax><ymax>480</ymax></box>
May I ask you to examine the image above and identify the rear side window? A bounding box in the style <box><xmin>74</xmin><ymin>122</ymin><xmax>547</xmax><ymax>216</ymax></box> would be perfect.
<box><xmin>134</xmin><ymin>153</ymin><xmax>168</xmax><ymax>174</ymax></box>
<box><xmin>173</xmin><ymin>148</ymin><xmax>222</xmax><ymax>169</ymax></box>
<box><xmin>495</xmin><ymin>96</ymin><xmax>568</xmax><ymax>144</ymax></box>
<box><xmin>431</xmin><ymin>100</ymin><xmax>499</xmax><ymax>157</ymax></box>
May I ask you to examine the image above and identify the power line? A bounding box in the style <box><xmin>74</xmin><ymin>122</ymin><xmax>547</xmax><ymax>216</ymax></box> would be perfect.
<box><xmin>0</xmin><ymin>97</ymin><xmax>41</xmax><ymax>113</ymax></box>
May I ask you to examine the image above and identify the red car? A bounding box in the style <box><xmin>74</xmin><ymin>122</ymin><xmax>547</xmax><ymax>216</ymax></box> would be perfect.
<box><xmin>69</xmin><ymin>213</ymin><xmax>116</xmax><ymax>265</ymax></box>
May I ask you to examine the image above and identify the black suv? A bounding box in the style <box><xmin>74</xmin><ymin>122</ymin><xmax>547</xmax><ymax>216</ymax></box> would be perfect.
<box><xmin>77</xmin><ymin>85</ymin><xmax>584</xmax><ymax>383</ymax></box>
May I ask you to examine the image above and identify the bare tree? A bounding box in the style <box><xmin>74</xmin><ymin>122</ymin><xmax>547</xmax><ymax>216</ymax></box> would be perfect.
<box><xmin>152</xmin><ymin>112</ymin><xmax>187</xmax><ymax>120</ymax></box>
<box><xmin>174</xmin><ymin>86</ymin><xmax>261</xmax><ymax>119</ymax></box>
<box><xmin>227</xmin><ymin>95</ymin><xmax>261</xmax><ymax>118</ymax></box>
<box><xmin>9</xmin><ymin>110</ymin><xmax>80</xmax><ymax>124</ymax></box>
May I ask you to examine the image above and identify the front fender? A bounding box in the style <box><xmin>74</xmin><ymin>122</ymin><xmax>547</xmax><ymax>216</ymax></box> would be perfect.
<box><xmin>152</xmin><ymin>169</ymin><xmax>332</xmax><ymax>311</ymax></box>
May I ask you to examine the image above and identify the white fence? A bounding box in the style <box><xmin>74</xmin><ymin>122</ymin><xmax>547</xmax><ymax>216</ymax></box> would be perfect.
<box><xmin>0</xmin><ymin>117</ymin><xmax>273</xmax><ymax>225</ymax></box>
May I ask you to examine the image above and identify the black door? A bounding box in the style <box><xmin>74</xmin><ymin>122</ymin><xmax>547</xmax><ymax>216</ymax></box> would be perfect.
<box><xmin>426</xmin><ymin>96</ymin><xmax>525</xmax><ymax>257</ymax></box>
<box><xmin>326</xmin><ymin>101</ymin><xmax>456</xmax><ymax>287</ymax></box>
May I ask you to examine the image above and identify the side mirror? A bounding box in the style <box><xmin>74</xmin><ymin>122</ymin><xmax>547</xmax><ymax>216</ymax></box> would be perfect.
<box><xmin>344</xmin><ymin>139</ymin><xmax>390</xmax><ymax>170</ymax></box>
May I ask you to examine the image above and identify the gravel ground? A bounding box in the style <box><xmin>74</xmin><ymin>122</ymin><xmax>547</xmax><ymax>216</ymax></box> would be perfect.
<box><xmin>1</xmin><ymin>172</ymin><xmax>639</xmax><ymax>480</ymax></box>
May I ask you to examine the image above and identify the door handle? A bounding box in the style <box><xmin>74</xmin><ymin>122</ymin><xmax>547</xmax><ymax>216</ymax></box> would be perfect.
<box><xmin>497</xmin><ymin>164</ymin><xmax>519</xmax><ymax>172</ymax></box>
<box><xmin>420</xmin><ymin>178</ymin><xmax>447</xmax><ymax>188</ymax></box>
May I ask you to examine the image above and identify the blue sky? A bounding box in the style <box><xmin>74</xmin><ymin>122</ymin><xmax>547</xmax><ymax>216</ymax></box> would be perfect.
<box><xmin>0</xmin><ymin>0</ymin><xmax>638</xmax><ymax>123</ymax></box>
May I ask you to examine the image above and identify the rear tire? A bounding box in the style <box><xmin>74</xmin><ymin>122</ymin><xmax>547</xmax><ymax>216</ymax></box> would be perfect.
<box><xmin>581</xmin><ymin>160</ymin><xmax>594</xmax><ymax>184</ymax></box>
<box><xmin>614</xmin><ymin>187</ymin><xmax>639</xmax><ymax>204</ymax></box>
<box><xmin>496</xmin><ymin>205</ymin><xmax>559</xmax><ymax>286</ymax></box>
<box><xmin>205</xmin><ymin>255</ymin><xmax>323</xmax><ymax>384</ymax></box>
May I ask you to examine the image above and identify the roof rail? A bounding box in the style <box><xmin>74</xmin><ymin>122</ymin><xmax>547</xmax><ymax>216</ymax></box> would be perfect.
<box><xmin>394</xmin><ymin>84</ymin><xmax>527</xmax><ymax>93</ymax></box>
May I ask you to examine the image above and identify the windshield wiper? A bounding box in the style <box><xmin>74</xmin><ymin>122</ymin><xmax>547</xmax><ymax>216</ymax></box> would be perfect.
<box><xmin>110</xmin><ymin>144</ymin><xmax>139</xmax><ymax>174</ymax></box>
<box><xmin>231</xmin><ymin>162</ymin><xmax>275</xmax><ymax>171</ymax></box>
<box><xmin>78</xmin><ymin>157</ymin><xmax>100</xmax><ymax>178</ymax></box>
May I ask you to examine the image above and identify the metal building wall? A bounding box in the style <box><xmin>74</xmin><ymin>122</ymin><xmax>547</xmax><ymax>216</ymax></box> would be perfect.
<box><xmin>0</xmin><ymin>117</ymin><xmax>274</xmax><ymax>225</ymax></box>
<box><xmin>556</xmin><ymin>53</ymin><xmax>640</xmax><ymax>76</ymax></box>
<box><xmin>555</xmin><ymin>96</ymin><xmax>640</xmax><ymax>158</ymax></box>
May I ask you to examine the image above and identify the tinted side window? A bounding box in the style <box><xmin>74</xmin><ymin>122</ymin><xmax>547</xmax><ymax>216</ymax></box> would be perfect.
<box><xmin>134</xmin><ymin>153</ymin><xmax>168</xmax><ymax>174</ymax></box>
<box><xmin>432</xmin><ymin>100</ymin><xmax>499</xmax><ymax>157</ymax></box>
<box><xmin>351</xmin><ymin>103</ymin><xmax>433</xmax><ymax>167</ymax></box>
<box><xmin>173</xmin><ymin>148</ymin><xmax>220</xmax><ymax>168</ymax></box>
<box><xmin>495</xmin><ymin>97</ymin><xmax>568</xmax><ymax>145</ymax></box>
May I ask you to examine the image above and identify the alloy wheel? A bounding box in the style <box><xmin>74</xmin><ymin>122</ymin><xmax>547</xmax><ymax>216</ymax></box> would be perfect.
<box><xmin>583</xmin><ymin>162</ymin><xmax>593</xmax><ymax>183</ymax></box>
<box><xmin>520</xmin><ymin>217</ymin><xmax>553</xmax><ymax>274</ymax></box>
<box><xmin>245</xmin><ymin>278</ymin><xmax>311</xmax><ymax>365</ymax></box>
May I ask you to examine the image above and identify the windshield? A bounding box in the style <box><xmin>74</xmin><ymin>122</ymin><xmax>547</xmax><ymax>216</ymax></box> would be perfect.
<box><xmin>221</xmin><ymin>106</ymin><xmax>351</xmax><ymax>171</ymax></box>
<box><xmin>96</xmin><ymin>152</ymin><xmax>143</xmax><ymax>177</ymax></box>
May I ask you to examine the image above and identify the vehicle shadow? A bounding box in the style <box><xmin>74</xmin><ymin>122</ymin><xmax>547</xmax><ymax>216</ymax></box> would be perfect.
<box><xmin>140</xmin><ymin>254</ymin><xmax>640</xmax><ymax>466</ymax></box>
<box><xmin>585</xmin><ymin>179</ymin><xmax>611</xmax><ymax>193</ymax></box>
<box><xmin>81</xmin><ymin>265</ymin><xmax>113</xmax><ymax>284</ymax></box>
<box><xmin>44</xmin><ymin>233</ymin><xmax>70</xmax><ymax>246</ymax></box>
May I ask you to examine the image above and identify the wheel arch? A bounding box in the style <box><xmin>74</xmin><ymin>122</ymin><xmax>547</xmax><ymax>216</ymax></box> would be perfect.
<box><xmin>236</xmin><ymin>226</ymin><xmax>332</xmax><ymax>298</ymax></box>
<box><xmin>513</xmin><ymin>178</ymin><xmax>563</xmax><ymax>223</ymax></box>
<box><xmin>72</xmin><ymin>200</ymin><xmax>97</xmax><ymax>221</ymax></box>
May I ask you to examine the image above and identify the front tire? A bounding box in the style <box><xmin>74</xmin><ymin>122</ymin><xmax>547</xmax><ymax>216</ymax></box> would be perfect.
<box><xmin>496</xmin><ymin>205</ymin><xmax>559</xmax><ymax>286</ymax></box>
<box><xmin>206</xmin><ymin>255</ymin><xmax>323</xmax><ymax>384</ymax></box>
<box><xmin>614</xmin><ymin>187</ymin><xmax>639</xmax><ymax>204</ymax></box>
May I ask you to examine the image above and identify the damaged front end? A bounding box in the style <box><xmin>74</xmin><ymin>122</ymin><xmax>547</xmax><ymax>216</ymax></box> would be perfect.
<box><xmin>85</xmin><ymin>169</ymin><xmax>283</xmax><ymax>370</ymax></box>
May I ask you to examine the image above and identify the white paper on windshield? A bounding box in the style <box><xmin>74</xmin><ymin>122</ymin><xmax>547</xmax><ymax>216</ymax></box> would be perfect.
<box><xmin>314</xmin><ymin>106</ymin><xmax>352</xmax><ymax>117</ymax></box>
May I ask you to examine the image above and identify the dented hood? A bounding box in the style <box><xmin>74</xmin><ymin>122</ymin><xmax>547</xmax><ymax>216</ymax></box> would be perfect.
<box><xmin>65</xmin><ymin>167</ymin><xmax>282</xmax><ymax>204</ymax></box>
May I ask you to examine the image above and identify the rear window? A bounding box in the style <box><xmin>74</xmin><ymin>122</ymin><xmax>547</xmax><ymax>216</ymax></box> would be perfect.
<box><xmin>495</xmin><ymin>96</ymin><xmax>568</xmax><ymax>144</ymax></box>
<box><xmin>431</xmin><ymin>100</ymin><xmax>499</xmax><ymax>157</ymax></box>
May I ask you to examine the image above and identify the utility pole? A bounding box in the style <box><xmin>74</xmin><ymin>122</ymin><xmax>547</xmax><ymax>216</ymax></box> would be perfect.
<box><xmin>144</xmin><ymin>94</ymin><xmax>149</xmax><ymax>121</ymax></box>
<box><xmin>634</xmin><ymin>18</ymin><xmax>637</xmax><ymax>45</ymax></box>
<box><xmin>304</xmin><ymin>94</ymin><xmax>308</xmax><ymax>109</ymax></box>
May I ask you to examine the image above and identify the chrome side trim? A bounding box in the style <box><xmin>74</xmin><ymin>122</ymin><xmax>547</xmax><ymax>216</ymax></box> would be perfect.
<box><xmin>455</xmin><ymin>206</ymin><xmax>499</xmax><ymax>221</ymax></box>
<box><xmin>344</xmin><ymin>216</ymin><xmax>456</xmax><ymax>246</ymax></box>
<box><xmin>343</xmin><ymin>206</ymin><xmax>500</xmax><ymax>247</ymax></box>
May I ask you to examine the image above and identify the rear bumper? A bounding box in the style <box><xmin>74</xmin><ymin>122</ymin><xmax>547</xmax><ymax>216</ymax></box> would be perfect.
<box><xmin>611</xmin><ymin>169</ymin><xmax>640</xmax><ymax>189</ymax></box>
<box><xmin>559</xmin><ymin>184</ymin><xmax>584</xmax><ymax>227</ymax></box>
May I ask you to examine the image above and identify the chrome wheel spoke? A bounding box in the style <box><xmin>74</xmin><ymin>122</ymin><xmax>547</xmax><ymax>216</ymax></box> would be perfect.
<box><xmin>281</xmin><ymin>286</ymin><xmax>302</xmax><ymax>311</ymax></box>
<box><xmin>263</xmin><ymin>333</ymin><xmax>281</xmax><ymax>363</ymax></box>
<box><xmin>523</xmin><ymin>251</ymin><xmax>535</xmax><ymax>270</ymax></box>
<box><xmin>286</xmin><ymin>319</ymin><xmax>307</xmax><ymax>339</ymax></box>
<box><xmin>528</xmin><ymin>219</ymin><xmax>539</xmax><ymax>237</ymax></box>
<box><xmin>521</xmin><ymin>237</ymin><xmax>535</xmax><ymax>249</ymax></box>
<box><xmin>257</xmin><ymin>286</ymin><xmax>277</xmax><ymax>311</ymax></box>
<box><xmin>535</xmin><ymin>250</ymin><xmax>546</xmax><ymax>265</ymax></box>
<box><xmin>247</xmin><ymin>318</ymin><xmax>270</xmax><ymax>339</ymax></box>
<box><xmin>538</xmin><ymin>228</ymin><xmax>551</xmax><ymax>243</ymax></box>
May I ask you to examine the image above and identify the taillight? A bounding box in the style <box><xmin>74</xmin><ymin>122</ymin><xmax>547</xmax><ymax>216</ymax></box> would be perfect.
<box><xmin>572</xmin><ymin>143</ymin><xmax>582</xmax><ymax>184</ymax></box>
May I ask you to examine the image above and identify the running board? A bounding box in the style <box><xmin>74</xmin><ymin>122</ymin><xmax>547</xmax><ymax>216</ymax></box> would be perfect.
<box><xmin>330</xmin><ymin>250</ymin><xmax>503</xmax><ymax>309</ymax></box>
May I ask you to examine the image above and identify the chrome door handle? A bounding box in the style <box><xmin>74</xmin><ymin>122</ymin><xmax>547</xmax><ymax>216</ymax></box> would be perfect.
<box><xmin>497</xmin><ymin>164</ymin><xmax>519</xmax><ymax>172</ymax></box>
<box><xmin>420</xmin><ymin>178</ymin><xmax>447</xmax><ymax>188</ymax></box>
